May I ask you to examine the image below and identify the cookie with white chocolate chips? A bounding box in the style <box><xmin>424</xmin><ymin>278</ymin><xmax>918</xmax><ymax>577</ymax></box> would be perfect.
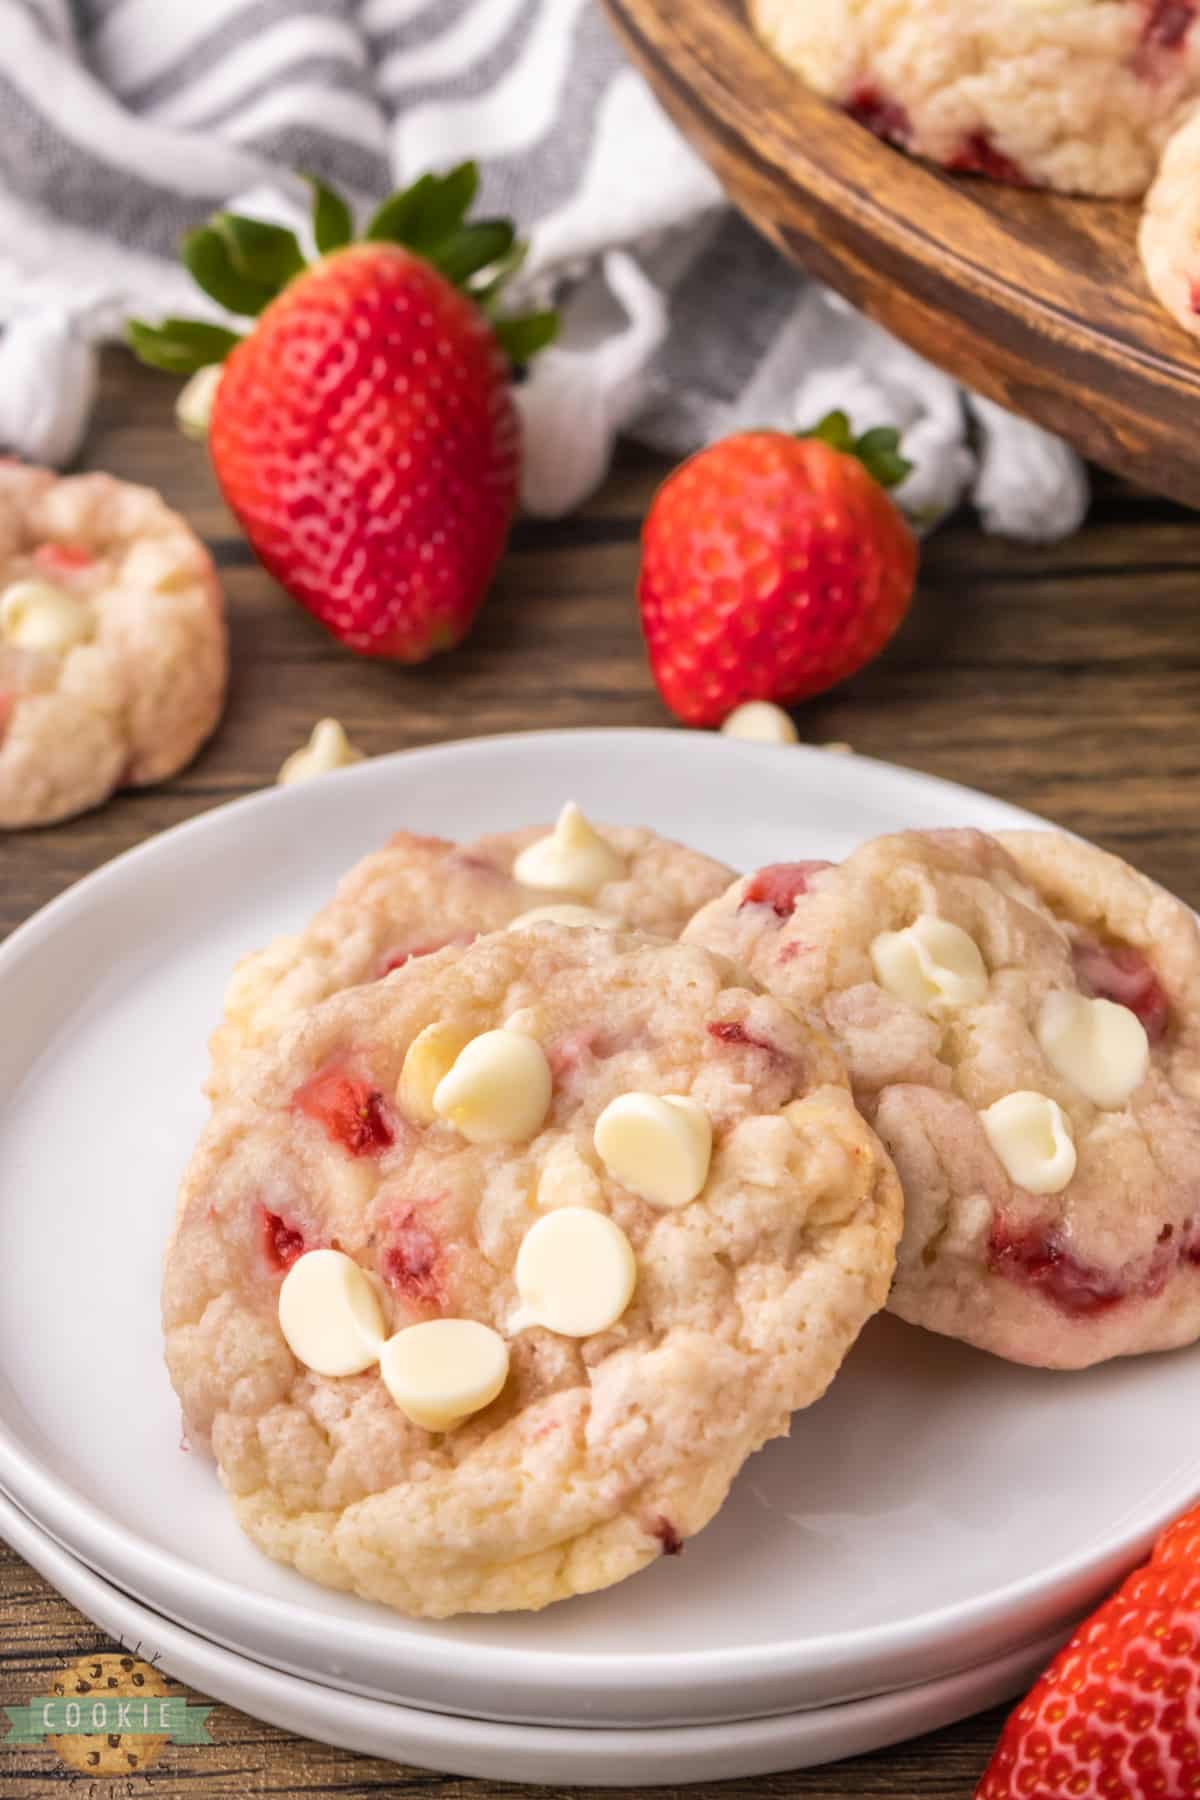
<box><xmin>165</xmin><ymin>926</ymin><xmax>901</xmax><ymax>1617</ymax></box>
<box><xmin>207</xmin><ymin>805</ymin><xmax>734</xmax><ymax>1097</ymax></box>
<box><xmin>685</xmin><ymin>829</ymin><xmax>1200</xmax><ymax>1370</ymax></box>
<box><xmin>0</xmin><ymin>463</ymin><xmax>226</xmax><ymax>827</ymax></box>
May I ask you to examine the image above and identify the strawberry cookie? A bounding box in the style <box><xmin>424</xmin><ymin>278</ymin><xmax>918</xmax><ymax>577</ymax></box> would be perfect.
<box><xmin>752</xmin><ymin>0</ymin><xmax>1200</xmax><ymax>197</ymax></box>
<box><xmin>686</xmin><ymin>829</ymin><xmax>1200</xmax><ymax>1369</ymax></box>
<box><xmin>0</xmin><ymin>464</ymin><xmax>226</xmax><ymax>827</ymax></box>
<box><xmin>752</xmin><ymin>1</ymin><xmax>1200</xmax><ymax>337</ymax></box>
<box><xmin>207</xmin><ymin>804</ymin><xmax>734</xmax><ymax>1096</ymax></box>
<box><xmin>164</xmin><ymin>927</ymin><xmax>901</xmax><ymax>1617</ymax></box>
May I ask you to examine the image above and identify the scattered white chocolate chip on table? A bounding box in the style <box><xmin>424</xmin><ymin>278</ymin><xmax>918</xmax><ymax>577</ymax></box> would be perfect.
<box><xmin>1037</xmin><ymin>991</ymin><xmax>1150</xmax><ymax>1110</ymax></box>
<box><xmin>512</xmin><ymin>801</ymin><xmax>626</xmax><ymax>895</ymax></box>
<box><xmin>277</xmin><ymin>1249</ymin><xmax>385</xmax><ymax>1376</ymax></box>
<box><xmin>980</xmin><ymin>1091</ymin><xmax>1077</xmax><ymax>1195</ymax></box>
<box><xmin>397</xmin><ymin>1021</ymin><xmax>470</xmax><ymax>1124</ymax></box>
<box><xmin>176</xmin><ymin>364</ymin><xmax>223</xmax><ymax>442</ymax></box>
<box><xmin>277</xmin><ymin>718</ymin><xmax>365</xmax><ymax>785</ymax></box>
<box><xmin>378</xmin><ymin>1317</ymin><xmax>509</xmax><ymax>1432</ymax></box>
<box><xmin>433</xmin><ymin>1028</ymin><xmax>553</xmax><ymax>1144</ymax></box>
<box><xmin>508</xmin><ymin>902</ymin><xmax>615</xmax><ymax>931</ymax></box>
<box><xmin>514</xmin><ymin>1206</ymin><xmax>637</xmax><ymax>1337</ymax></box>
<box><xmin>0</xmin><ymin>578</ymin><xmax>93</xmax><ymax>653</ymax></box>
<box><xmin>719</xmin><ymin>700</ymin><xmax>798</xmax><ymax>744</ymax></box>
<box><xmin>870</xmin><ymin>915</ymin><xmax>989</xmax><ymax>1012</ymax></box>
<box><xmin>594</xmin><ymin>1092</ymin><xmax>713</xmax><ymax>1209</ymax></box>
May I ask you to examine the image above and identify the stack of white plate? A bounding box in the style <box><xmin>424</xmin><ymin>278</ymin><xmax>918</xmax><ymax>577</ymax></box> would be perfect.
<box><xmin>1</xmin><ymin>732</ymin><xmax>1193</xmax><ymax>1787</ymax></box>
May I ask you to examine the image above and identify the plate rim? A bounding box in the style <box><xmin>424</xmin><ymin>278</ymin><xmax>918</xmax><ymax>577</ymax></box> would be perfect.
<box><xmin>0</xmin><ymin>1484</ymin><xmax>1068</xmax><ymax>1783</ymax></box>
<box><xmin>1</xmin><ymin>727</ymin><xmax>1194</xmax><ymax>1713</ymax></box>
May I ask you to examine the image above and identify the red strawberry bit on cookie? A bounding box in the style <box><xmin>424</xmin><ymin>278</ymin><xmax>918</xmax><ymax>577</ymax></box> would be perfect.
<box><xmin>652</xmin><ymin>1516</ymin><xmax>684</xmax><ymax>1556</ymax></box>
<box><xmin>294</xmin><ymin>1063</ymin><xmax>394</xmax><ymax>1155</ymax></box>
<box><xmin>846</xmin><ymin>84</ymin><xmax>912</xmax><ymax>146</ymax></box>
<box><xmin>1072</xmin><ymin>934</ymin><xmax>1169</xmax><ymax>1043</ymax></box>
<box><xmin>1142</xmin><ymin>0</ymin><xmax>1196</xmax><ymax>51</ymax></box>
<box><xmin>977</xmin><ymin>1497</ymin><xmax>1200</xmax><ymax>1799</ymax></box>
<box><xmin>739</xmin><ymin>861</ymin><xmax>834</xmax><ymax>919</ymax></box>
<box><xmin>988</xmin><ymin>1217</ymin><xmax>1126</xmax><ymax>1316</ymax></box>
<box><xmin>33</xmin><ymin>541</ymin><xmax>93</xmax><ymax>574</ymax></box>
<box><xmin>381</xmin><ymin>1209</ymin><xmax>444</xmax><ymax>1309</ymax></box>
<box><xmin>707</xmin><ymin>1019</ymin><xmax>791</xmax><ymax>1068</ymax></box>
<box><xmin>261</xmin><ymin>1207</ymin><xmax>307</xmax><ymax>1273</ymax></box>
<box><xmin>948</xmin><ymin>132</ymin><xmax>1031</xmax><ymax>186</ymax></box>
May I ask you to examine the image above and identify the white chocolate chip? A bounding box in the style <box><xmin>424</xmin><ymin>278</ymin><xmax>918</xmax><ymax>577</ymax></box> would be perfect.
<box><xmin>121</xmin><ymin>535</ymin><xmax>201</xmax><ymax>594</ymax></box>
<box><xmin>508</xmin><ymin>903</ymin><xmax>615</xmax><ymax>931</ymax></box>
<box><xmin>397</xmin><ymin>1022</ymin><xmax>470</xmax><ymax>1123</ymax></box>
<box><xmin>1037</xmin><ymin>991</ymin><xmax>1149</xmax><ymax>1110</ymax></box>
<box><xmin>514</xmin><ymin>1207</ymin><xmax>637</xmax><ymax>1337</ymax></box>
<box><xmin>277</xmin><ymin>1249</ymin><xmax>385</xmax><ymax>1376</ymax></box>
<box><xmin>433</xmin><ymin>1029</ymin><xmax>553</xmax><ymax>1144</ymax></box>
<box><xmin>870</xmin><ymin>915</ymin><xmax>988</xmax><ymax>1012</ymax></box>
<box><xmin>176</xmin><ymin>364</ymin><xmax>222</xmax><ymax>441</ymax></box>
<box><xmin>593</xmin><ymin>1092</ymin><xmax>712</xmax><ymax>1209</ymax></box>
<box><xmin>719</xmin><ymin>701</ymin><xmax>798</xmax><ymax>745</ymax></box>
<box><xmin>512</xmin><ymin>802</ymin><xmax>626</xmax><ymax>896</ymax></box>
<box><xmin>378</xmin><ymin>1317</ymin><xmax>508</xmax><ymax>1431</ymax></box>
<box><xmin>979</xmin><ymin>1091</ymin><xmax>1077</xmax><ymax>1195</ymax></box>
<box><xmin>0</xmin><ymin>579</ymin><xmax>93</xmax><ymax>653</ymax></box>
<box><xmin>277</xmin><ymin>718</ymin><xmax>365</xmax><ymax>785</ymax></box>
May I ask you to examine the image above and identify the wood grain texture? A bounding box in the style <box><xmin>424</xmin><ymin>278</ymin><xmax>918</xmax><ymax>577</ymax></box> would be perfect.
<box><xmin>602</xmin><ymin>0</ymin><xmax>1200</xmax><ymax>508</ymax></box>
<box><xmin>4</xmin><ymin>347</ymin><xmax>1200</xmax><ymax>1797</ymax></box>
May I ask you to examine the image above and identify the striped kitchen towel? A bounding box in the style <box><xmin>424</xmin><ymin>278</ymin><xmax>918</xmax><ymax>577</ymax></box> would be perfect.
<box><xmin>0</xmin><ymin>0</ymin><xmax>1087</xmax><ymax>538</ymax></box>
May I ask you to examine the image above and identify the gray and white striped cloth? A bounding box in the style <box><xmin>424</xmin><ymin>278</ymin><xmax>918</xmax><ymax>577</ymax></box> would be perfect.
<box><xmin>0</xmin><ymin>0</ymin><xmax>1088</xmax><ymax>537</ymax></box>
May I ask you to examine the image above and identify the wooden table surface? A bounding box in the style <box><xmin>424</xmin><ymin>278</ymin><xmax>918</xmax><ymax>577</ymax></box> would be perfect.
<box><xmin>3</xmin><ymin>349</ymin><xmax>1200</xmax><ymax>1798</ymax></box>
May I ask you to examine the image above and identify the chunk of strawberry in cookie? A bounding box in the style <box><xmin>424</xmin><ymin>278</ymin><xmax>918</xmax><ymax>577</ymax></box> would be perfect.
<box><xmin>652</xmin><ymin>1515</ymin><xmax>684</xmax><ymax>1556</ymax></box>
<box><xmin>1071</xmin><ymin>934</ymin><xmax>1169</xmax><ymax>1043</ymax></box>
<box><xmin>380</xmin><ymin>1207</ymin><xmax>444</xmax><ymax>1309</ymax></box>
<box><xmin>706</xmin><ymin>1019</ymin><xmax>790</xmax><ymax>1067</ymax></box>
<box><xmin>988</xmin><ymin>1216</ymin><xmax>1126</xmax><ymax>1316</ymax></box>
<box><xmin>948</xmin><ymin>132</ymin><xmax>1030</xmax><ymax>185</ymax></box>
<box><xmin>1141</xmin><ymin>0</ymin><xmax>1195</xmax><ymax>53</ymax></box>
<box><xmin>739</xmin><ymin>861</ymin><xmax>834</xmax><ymax>918</ymax></box>
<box><xmin>846</xmin><ymin>83</ymin><xmax>912</xmax><ymax>146</ymax></box>
<box><xmin>33</xmin><ymin>541</ymin><xmax>94</xmax><ymax>574</ymax></box>
<box><xmin>293</xmin><ymin>1062</ymin><xmax>395</xmax><ymax>1155</ymax></box>
<box><xmin>260</xmin><ymin>1207</ymin><xmax>307</xmax><ymax>1273</ymax></box>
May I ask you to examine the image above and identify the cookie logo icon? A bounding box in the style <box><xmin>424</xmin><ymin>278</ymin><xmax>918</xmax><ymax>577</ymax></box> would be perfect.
<box><xmin>46</xmin><ymin>1654</ymin><xmax>174</xmax><ymax>1775</ymax></box>
<box><xmin>3</xmin><ymin>1652</ymin><xmax>213</xmax><ymax>1769</ymax></box>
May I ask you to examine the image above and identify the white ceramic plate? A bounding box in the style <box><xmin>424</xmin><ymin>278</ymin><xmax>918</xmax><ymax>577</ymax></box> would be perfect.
<box><xmin>0</xmin><ymin>730</ymin><xmax>1196</xmax><ymax>1729</ymax></box>
<box><xmin>0</xmin><ymin>1486</ymin><xmax>1063</xmax><ymax>1786</ymax></box>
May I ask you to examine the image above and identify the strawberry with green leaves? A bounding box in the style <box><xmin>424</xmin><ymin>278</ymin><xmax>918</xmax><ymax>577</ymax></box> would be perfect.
<box><xmin>637</xmin><ymin>414</ymin><xmax>918</xmax><ymax>727</ymax></box>
<box><xmin>130</xmin><ymin>167</ymin><xmax>554</xmax><ymax>660</ymax></box>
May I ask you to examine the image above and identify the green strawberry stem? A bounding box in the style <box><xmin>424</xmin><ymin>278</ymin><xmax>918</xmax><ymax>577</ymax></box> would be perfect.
<box><xmin>127</xmin><ymin>161</ymin><xmax>557</xmax><ymax>377</ymax></box>
<box><xmin>800</xmin><ymin>410</ymin><xmax>911</xmax><ymax>490</ymax></box>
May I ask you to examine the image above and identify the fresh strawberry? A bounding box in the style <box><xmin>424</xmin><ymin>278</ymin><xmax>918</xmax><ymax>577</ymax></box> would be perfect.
<box><xmin>637</xmin><ymin>415</ymin><xmax>917</xmax><ymax>727</ymax></box>
<box><xmin>128</xmin><ymin>167</ymin><xmax>555</xmax><ymax>659</ymax></box>
<box><xmin>977</xmin><ymin>1500</ymin><xmax>1200</xmax><ymax>1798</ymax></box>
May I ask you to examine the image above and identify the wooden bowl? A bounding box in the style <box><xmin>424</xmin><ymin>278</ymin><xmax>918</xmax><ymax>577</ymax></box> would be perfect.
<box><xmin>602</xmin><ymin>0</ymin><xmax>1200</xmax><ymax>508</ymax></box>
